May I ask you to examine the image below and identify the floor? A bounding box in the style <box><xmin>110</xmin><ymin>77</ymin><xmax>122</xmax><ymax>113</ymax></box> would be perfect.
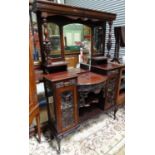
<box><xmin>116</xmin><ymin>147</ymin><xmax>125</xmax><ymax>155</ymax></box>
<box><xmin>29</xmin><ymin>107</ymin><xmax>125</xmax><ymax>155</ymax></box>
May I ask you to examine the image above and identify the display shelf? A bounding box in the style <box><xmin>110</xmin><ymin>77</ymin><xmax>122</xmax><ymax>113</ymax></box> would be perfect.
<box><xmin>79</xmin><ymin>104</ymin><xmax>103</xmax><ymax>123</ymax></box>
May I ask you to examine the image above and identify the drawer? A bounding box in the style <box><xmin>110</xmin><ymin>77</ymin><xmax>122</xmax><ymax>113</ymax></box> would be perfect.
<box><xmin>55</xmin><ymin>79</ymin><xmax>77</xmax><ymax>88</ymax></box>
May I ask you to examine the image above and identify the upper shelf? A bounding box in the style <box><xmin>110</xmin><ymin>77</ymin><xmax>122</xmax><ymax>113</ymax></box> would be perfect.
<box><xmin>32</xmin><ymin>0</ymin><xmax>116</xmax><ymax>23</ymax></box>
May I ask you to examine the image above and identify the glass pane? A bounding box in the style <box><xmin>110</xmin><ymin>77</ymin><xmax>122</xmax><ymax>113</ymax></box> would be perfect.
<box><xmin>61</xmin><ymin>90</ymin><xmax>74</xmax><ymax>129</ymax></box>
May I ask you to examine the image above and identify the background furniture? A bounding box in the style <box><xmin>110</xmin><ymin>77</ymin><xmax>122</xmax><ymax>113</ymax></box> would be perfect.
<box><xmin>111</xmin><ymin>26</ymin><xmax>125</xmax><ymax>63</ymax></box>
<box><xmin>29</xmin><ymin>38</ymin><xmax>41</xmax><ymax>142</ymax></box>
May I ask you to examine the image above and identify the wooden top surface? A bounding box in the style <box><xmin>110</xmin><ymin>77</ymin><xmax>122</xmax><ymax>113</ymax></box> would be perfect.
<box><xmin>91</xmin><ymin>56</ymin><xmax>107</xmax><ymax>61</ymax></box>
<box><xmin>78</xmin><ymin>72</ymin><xmax>107</xmax><ymax>86</ymax></box>
<box><xmin>44</xmin><ymin>68</ymin><xmax>88</xmax><ymax>82</ymax></box>
<box><xmin>92</xmin><ymin>62</ymin><xmax>125</xmax><ymax>71</ymax></box>
<box><xmin>44</xmin><ymin>68</ymin><xmax>107</xmax><ymax>85</ymax></box>
<box><xmin>32</xmin><ymin>0</ymin><xmax>116</xmax><ymax>21</ymax></box>
<box><xmin>44</xmin><ymin>61</ymin><xmax>68</xmax><ymax>67</ymax></box>
<box><xmin>68</xmin><ymin>68</ymin><xmax>89</xmax><ymax>75</ymax></box>
<box><xmin>44</xmin><ymin>71</ymin><xmax>77</xmax><ymax>82</ymax></box>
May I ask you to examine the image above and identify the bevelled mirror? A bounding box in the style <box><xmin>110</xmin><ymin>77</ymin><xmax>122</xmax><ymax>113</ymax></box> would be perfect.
<box><xmin>43</xmin><ymin>23</ymin><xmax>61</xmax><ymax>59</ymax></box>
<box><xmin>93</xmin><ymin>26</ymin><xmax>105</xmax><ymax>55</ymax></box>
<box><xmin>63</xmin><ymin>23</ymin><xmax>91</xmax><ymax>68</ymax></box>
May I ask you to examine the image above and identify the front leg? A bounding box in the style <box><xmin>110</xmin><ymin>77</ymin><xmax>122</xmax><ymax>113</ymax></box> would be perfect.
<box><xmin>56</xmin><ymin>137</ymin><xmax>61</xmax><ymax>154</ymax></box>
<box><xmin>114</xmin><ymin>106</ymin><xmax>118</xmax><ymax>120</ymax></box>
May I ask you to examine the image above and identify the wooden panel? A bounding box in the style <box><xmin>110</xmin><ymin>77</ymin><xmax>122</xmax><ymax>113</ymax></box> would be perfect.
<box><xmin>44</xmin><ymin>71</ymin><xmax>77</xmax><ymax>83</ymax></box>
<box><xmin>104</xmin><ymin>75</ymin><xmax>118</xmax><ymax>110</ymax></box>
<box><xmin>92</xmin><ymin>63</ymin><xmax>124</xmax><ymax>71</ymax></box>
<box><xmin>116</xmin><ymin>67</ymin><xmax>125</xmax><ymax>106</ymax></box>
<box><xmin>29</xmin><ymin>37</ymin><xmax>41</xmax><ymax>142</ymax></box>
<box><xmin>29</xmin><ymin>38</ymin><xmax>38</xmax><ymax>115</ymax></box>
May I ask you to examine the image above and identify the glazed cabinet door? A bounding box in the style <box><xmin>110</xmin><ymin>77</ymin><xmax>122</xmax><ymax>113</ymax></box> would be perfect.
<box><xmin>56</xmin><ymin>85</ymin><xmax>78</xmax><ymax>133</ymax></box>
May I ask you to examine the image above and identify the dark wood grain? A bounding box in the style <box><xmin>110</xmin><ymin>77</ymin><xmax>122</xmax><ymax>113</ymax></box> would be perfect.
<box><xmin>44</xmin><ymin>71</ymin><xmax>77</xmax><ymax>82</ymax></box>
<box><xmin>78</xmin><ymin>72</ymin><xmax>107</xmax><ymax>86</ymax></box>
<box><xmin>33</xmin><ymin>0</ymin><xmax>116</xmax><ymax>21</ymax></box>
<box><xmin>92</xmin><ymin>62</ymin><xmax>124</xmax><ymax>71</ymax></box>
<box><xmin>116</xmin><ymin>67</ymin><xmax>125</xmax><ymax>105</ymax></box>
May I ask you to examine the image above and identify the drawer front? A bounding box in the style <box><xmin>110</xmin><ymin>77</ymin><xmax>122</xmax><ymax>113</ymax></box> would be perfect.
<box><xmin>55</xmin><ymin>79</ymin><xmax>77</xmax><ymax>88</ymax></box>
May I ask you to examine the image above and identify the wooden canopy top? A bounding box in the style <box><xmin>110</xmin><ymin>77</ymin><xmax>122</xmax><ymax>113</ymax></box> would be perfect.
<box><xmin>32</xmin><ymin>0</ymin><xmax>116</xmax><ymax>22</ymax></box>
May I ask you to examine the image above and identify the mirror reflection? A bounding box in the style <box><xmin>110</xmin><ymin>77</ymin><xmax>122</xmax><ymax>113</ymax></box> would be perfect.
<box><xmin>46</xmin><ymin>23</ymin><xmax>61</xmax><ymax>58</ymax></box>
<box><xmin>93</xmin><ymin>26</ymin><xmax>104</xmax><ymax>55</ymax></box>
<box><xmin>41</xmin><ymin>23</ymin><xmax>105</xmax><ymax>68</ymax></box>
<box><xmin>63</xmin><ymin>24</ymin><xmax>91</xmax><ymax>67</ymax></box>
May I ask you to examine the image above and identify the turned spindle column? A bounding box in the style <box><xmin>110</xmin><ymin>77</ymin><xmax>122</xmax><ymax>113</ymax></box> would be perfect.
<box><xmin>43</xmin><ymin>18</ymin><xmax>51</xmax><ymax>64</ymax></box>
<box><xmin>106</xmin><ymin>21</ymin><xmax>113</xmax><ymax>58</ymax></box>
<box><xmin>59</xmin><ymin>25</ymin><xmax>65</xmax><ymax>59</ymax></box>
<box><xmin>111</xmin><ymin>28</ymin><xmax>120</xmax><ymax>63</ymax></box>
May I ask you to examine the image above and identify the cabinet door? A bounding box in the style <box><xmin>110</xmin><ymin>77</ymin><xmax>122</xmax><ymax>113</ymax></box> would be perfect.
<box><xmin>56</xmin><ymin>85</ymin><xmax>78</xmax><ymax>133</ymax></box>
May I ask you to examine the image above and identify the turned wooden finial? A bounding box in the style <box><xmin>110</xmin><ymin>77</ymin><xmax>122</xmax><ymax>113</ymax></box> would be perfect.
<box><xmin>43</xmin><ymin>18</ymin><xmax>49</xmax><ymax>42</ymax></box>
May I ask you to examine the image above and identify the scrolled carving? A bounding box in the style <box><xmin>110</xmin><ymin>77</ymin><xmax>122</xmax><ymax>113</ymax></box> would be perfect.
<box><xmin>56</xmin><ymin>79</ymin><xmax>77</xmax><ymax>88</ymax></box>
<box><xmin>105</xmin><ymin>77</ymin><xmax>117</xmax><ymax>105</ymax></box>
<box><xmin>43</xmin><ymin>18</ymin><xmax>51</xmax><ymax>64</ymax></box>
